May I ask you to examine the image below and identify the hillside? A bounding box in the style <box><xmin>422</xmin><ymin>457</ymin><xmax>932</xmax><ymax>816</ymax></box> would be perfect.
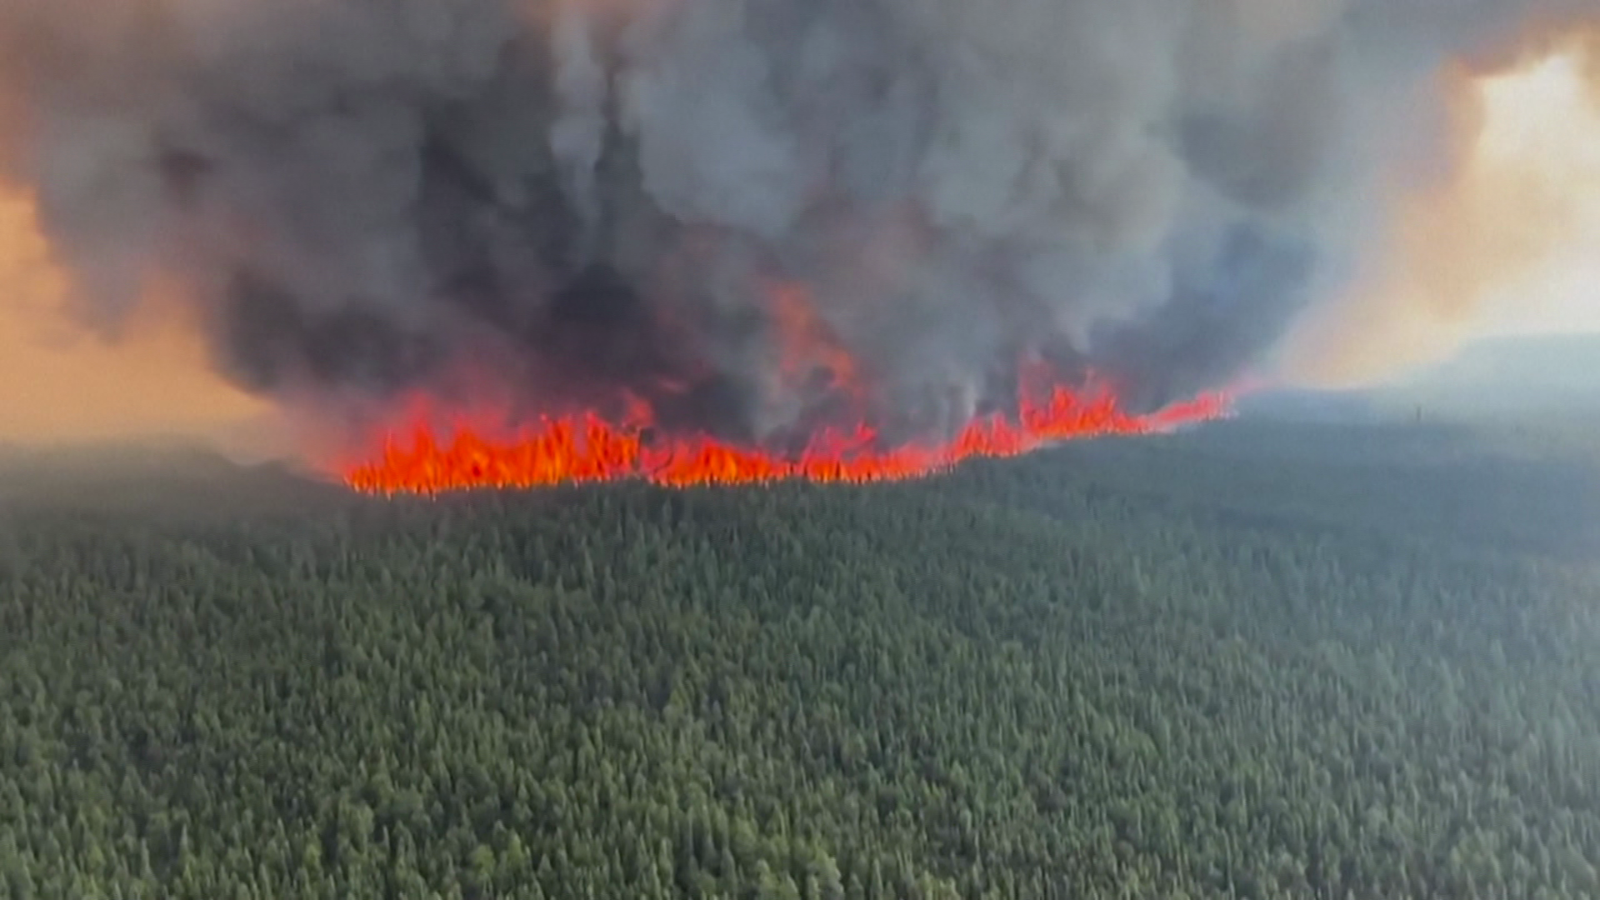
<box><xmin>1413</xmin><ymin>333</ymin><xmax>1600</xmax><ymax>393</ymax></box>
<box><xmin>2</xmin><ymin>419</ymin><xmax>1600</xmax><ymax>899</ymax></box>
<box><xmin>1383</xmin><ymin>333</ymin><xmax>1600</xmax><ymax>417</ymax></box>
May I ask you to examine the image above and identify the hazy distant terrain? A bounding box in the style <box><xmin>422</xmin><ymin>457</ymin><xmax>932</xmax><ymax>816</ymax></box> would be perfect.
<box><xmin>1403</xmin><ymin>334</ymin><xmax>1600</xmax><ymax>402</ymax></box>
<box><xmin>0</xmin><ymin>441</ymin><xmax>338</xmax><ymax>519</ymax></box>
<box><xmin>1245</xmin><ymin>333</ymin><xmax>1599</xmax><ymax>421</ymax></box>
<box><xmin>1239</xmin><ymin>331</ymin><xmax>1600</xmax><ymax>482</ymax></box>
<box><xmin>2</xmin><ymin>397</ymin><xmax>1599</xmax><ymax>899</ymax></box>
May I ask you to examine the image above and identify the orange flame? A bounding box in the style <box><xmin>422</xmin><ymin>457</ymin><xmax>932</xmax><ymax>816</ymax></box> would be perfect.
<box><xmin>767</xmin><ymin>281</ymin><xmax>863</xmax><ymax>399</ymax></box>
<box><xmin>341</xmin><ymin>370</ymin><xmax>1230</xmax><ymax>495</ymax></box>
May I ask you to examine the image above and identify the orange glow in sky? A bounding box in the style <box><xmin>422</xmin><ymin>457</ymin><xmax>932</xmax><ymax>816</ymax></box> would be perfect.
<box><xmin>0</xmin><ymin>185</ymin><xmax>268</xmax><ymax>447</ymax></box>
<box><xmin>1473</xmin><ymin>50</ymin><xmax>1600</xmax><ymax>335</ymax></box>
<box><xmin>1287</xmin><ymin>43</ymin><xmax>1600</xmax><ymax>386</ymax></box>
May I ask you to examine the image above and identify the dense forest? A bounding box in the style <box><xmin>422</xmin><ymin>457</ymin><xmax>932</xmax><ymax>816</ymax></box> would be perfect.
<box><xmin>2</xmin><ymin>417</ymin><xmax>1599</xmax><ymax>899</ymax></box>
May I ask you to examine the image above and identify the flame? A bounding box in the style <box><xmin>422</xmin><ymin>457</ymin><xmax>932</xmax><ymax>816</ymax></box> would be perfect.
<box><xmin>343</xmin><ymin>276</ymin><xmax>1230</xmax><ymax>495</ymax></box>
<box><xmin>341</xmin><ymin>370</ymin><xmax>1230</xmax><ymax>495</ymax></box>
<box><xmin>767</xmin><ymin>281</ymin><xmax>863</xmax><ymax>399</ymax></box>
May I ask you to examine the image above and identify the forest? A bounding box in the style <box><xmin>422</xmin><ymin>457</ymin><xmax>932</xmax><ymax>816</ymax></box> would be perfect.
<box><xmin>2</xmin><ymin>415</ymin><xmax>1599</xmax><ymax>899</ymax></box>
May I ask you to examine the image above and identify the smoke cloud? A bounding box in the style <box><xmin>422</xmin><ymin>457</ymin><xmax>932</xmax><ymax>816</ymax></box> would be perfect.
<box><xmin>0</xmin><ymin>0</ymin><xmax>1595</xmax><ymax>447</ymax></box>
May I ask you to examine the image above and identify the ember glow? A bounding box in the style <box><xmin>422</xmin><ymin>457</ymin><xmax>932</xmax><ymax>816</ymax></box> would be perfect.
<box><xmin>342</xmin><ymin>375</ymin><xmax>1227</xmax><ymax>494</ymax></box>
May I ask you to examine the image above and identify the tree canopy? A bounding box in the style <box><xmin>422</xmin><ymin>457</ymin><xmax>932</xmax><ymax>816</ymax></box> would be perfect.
<box><xmin>2</xmin><ymin>420</ymin><xmax>1598</xmax><ymax>899</ymax></box>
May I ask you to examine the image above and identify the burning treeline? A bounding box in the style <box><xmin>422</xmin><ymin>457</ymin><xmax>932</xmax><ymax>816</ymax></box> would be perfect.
<box><xmin>0</xmin><ymin>0</ymin><xmax>1595</xmax><ymax>491</ymax></box>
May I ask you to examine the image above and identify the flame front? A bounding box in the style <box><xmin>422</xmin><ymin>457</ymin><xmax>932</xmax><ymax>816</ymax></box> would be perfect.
<box><xmin>341</xmin><ymin>374</ymin><xmax>1230</xmax><ymax>495</ymax></box>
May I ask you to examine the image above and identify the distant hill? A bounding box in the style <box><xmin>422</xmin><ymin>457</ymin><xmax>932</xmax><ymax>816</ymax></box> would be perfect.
<box><xmin>1395</xmin><ymin>333</ymin><xmax>1600</xmax><ymax>408</ymax></box>
<box><xmin>1233</xmin><ymin>387</ymin><xmax>1382</xmax><ymax>423</ymax></box>
<box><xmin>0</xmin><ymin>439</ymin><xmax>340</xmax><ymax>518</ymax></box>
<box><xmin>1241</xmin><ymin>334</ymin><xmax>1600</xmax><ymax>425</ymax></box>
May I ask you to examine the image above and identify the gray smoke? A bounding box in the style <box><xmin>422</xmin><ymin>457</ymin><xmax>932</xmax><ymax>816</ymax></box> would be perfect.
<box><xmin>0</xmin><ymin>0</ymin><xmax>1593</xmax><ymax>444</ymax></box>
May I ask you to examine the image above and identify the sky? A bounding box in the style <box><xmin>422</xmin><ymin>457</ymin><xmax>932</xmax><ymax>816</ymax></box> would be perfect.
<box><xmin>1474</xmin><ymin>51</ymin><xmax>1600</xmax><ymax>336</ymax></box>
<box><xmin>1280</xmin><ymin>43</ymin><xmax>1600</xmax><ymax>387</ymax></box>
<box><xmin>0</xmin><ymin>189</ymin><xmax>271</xmax><ymax>447</ymax></box>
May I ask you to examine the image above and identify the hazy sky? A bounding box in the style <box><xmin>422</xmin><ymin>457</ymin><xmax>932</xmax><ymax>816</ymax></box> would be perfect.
<box><xmin>0</xmin><ymin>189</ymin><xmax>269</xmax><ymax>446</ymax></box>
<box><xmin>1473</xmin><ymin>52</ymin><xmax>1600</xmax><ymax>337</ymax></box>
<box><xmin>1279</xmin><ymin>44</ymin><xmax>1600</xmax><ymax>388</ymax></box>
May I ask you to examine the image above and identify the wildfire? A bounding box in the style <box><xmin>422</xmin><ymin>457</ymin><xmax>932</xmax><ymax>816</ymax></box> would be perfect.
<box><xmin>766</xmin><ymin>281</ymin><xmax>864</xmax><ymax>399</ymax></box>
<box><xmin>341</xmin><ymin>373</ymin><xmax>1231</xmax><ymax>495</ymax></box>
<box><xmin>341</xmin><ymin>277</ymin><xmax>1233</xmax><ymax>496</ymax></box>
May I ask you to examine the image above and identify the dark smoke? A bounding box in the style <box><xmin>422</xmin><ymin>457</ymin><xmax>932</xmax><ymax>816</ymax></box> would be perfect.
<box><xmin>0</xmin><ymin>0</ymin><xmax>1593</xmax><ymax>444</ymax></box>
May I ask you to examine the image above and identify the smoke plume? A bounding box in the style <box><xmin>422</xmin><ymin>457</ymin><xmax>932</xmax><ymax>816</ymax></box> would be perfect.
<box><xmin>0</xmin><ymin>0</ymin><xmax>1595</xmax><ymax>449</ymax></box>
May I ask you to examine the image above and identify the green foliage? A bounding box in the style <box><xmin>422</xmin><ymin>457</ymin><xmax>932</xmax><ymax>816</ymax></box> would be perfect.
<box><xmin>1</xmin><ymin>421</ymin><xmax>1599</xmax><ymax>898</ymax></box>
